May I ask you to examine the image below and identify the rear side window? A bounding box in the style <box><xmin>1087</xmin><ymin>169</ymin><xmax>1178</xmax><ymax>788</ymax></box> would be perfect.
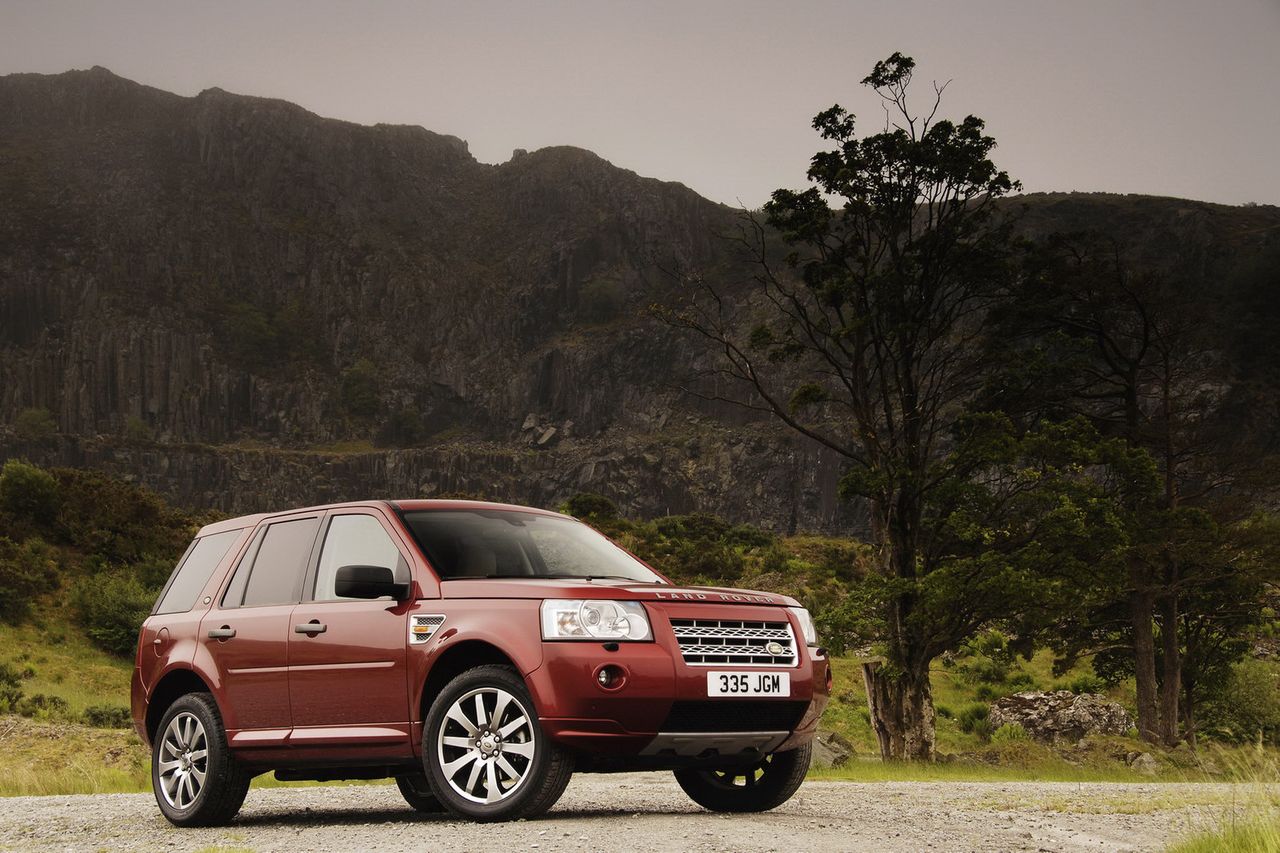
<box><xmin>154</xmin><ymin>530</ymin><xmax>242</xmax><ymax>615</ymax></box>
<box><xmin>224</xmin><ymin>518</ymin><xmax>320</xmax><ymax>608</ymax></box>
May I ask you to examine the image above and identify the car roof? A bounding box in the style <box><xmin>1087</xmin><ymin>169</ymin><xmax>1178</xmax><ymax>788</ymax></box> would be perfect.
<box><xmin>195</xmin><ymin>499</ymin><xmax>568</xmax><ymax>537</ymax></box>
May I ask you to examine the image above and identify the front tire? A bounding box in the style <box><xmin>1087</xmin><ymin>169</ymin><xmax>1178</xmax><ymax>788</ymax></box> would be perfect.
<box><xmin>151</xmin><ymin>692</ymin><xmax>251</xmax><ymax>826</ymax></box>
<box><xmin>674</xmin><ymin>743</ymin><xmax>812</xmax><ymax>813</ymax></box>
<box><xmin>422</xmin><ymin>664</ymin><xmax>573</xmax><ymax>822</ymax></box>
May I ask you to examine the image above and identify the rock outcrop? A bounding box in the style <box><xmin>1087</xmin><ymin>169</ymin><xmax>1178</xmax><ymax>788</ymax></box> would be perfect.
<box><xmin>988</xmin><ymin>691</ymin><xmax>1134</xmax><ymax>744</ymax></box>
<box><xmin>2</xmin><ymin>68</ymin><xmax>1278</xmax><ymax>528</ymax></box>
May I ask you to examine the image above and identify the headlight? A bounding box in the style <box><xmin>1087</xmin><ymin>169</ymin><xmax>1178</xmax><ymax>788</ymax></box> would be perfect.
<box><xmin>788</xmin><ymin>606</ymin><xmax>818</xmax><ymax>646</ymax></box>
<box><xmin>540</xmin><ymin>599</ymin><xmax>652</xmax><ymax>641</ymax></box>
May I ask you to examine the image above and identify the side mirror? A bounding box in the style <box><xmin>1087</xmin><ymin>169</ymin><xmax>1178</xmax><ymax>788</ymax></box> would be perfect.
<box><xmin>334</xmin><ymin>565</ymin><xmax>410</xmax><ymax>600</ymax></box>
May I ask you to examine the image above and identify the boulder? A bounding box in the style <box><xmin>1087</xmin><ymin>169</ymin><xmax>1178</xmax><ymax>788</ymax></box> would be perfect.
<box><xmin>988</xmin><ymin>691</ymin><xmax>1134</xmax><ymax>744</ymax></box>
<box><xmin>810</xmin><ymin>729</ymin><xmax>854</xmax><ymax>769</ymax></box>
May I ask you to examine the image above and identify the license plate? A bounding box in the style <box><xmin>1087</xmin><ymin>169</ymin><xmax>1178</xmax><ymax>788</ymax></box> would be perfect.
<box><xmin>707</xmin><ymin>671</ymin><xmax>791</xmax><ymax>697</ymax></box>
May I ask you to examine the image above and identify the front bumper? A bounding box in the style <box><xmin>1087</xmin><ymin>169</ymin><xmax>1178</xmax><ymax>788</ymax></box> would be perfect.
<box><xmin>525</xmin><ymin>603</ymin><xmax>830</xmax><ymax>760</ymax></box>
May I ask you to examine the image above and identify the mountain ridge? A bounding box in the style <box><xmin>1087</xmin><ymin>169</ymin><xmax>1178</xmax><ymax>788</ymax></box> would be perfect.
<box><xmin>1</xmin><ymin>68</ymin><xmax>1277</xmax><ymax>531</ymax></box>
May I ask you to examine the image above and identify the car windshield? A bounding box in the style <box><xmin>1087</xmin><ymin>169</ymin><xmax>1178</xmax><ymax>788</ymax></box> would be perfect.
<box><xmin>401</xmin><ymin>509</ymin><xmax>665</xmax><ymax>583</ymax></box>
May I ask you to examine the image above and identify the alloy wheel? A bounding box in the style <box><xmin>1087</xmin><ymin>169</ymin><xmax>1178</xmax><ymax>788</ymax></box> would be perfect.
<box><xmin>156</xmin><ymin>711</ymin><xmax>208</xmax><ymax>810</ymax></box>
<box><xmin>435</xmin><ymin>686</ymin><xmax>536</xmax><ymax>804</ymax></box>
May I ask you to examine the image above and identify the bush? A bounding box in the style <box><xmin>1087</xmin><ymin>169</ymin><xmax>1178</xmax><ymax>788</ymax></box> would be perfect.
<box><xmin>935</xmin><ymin>703</ymin><xmax>954</xmax><ymax>720</ymax></box>
<box><xmin>16</xmin><ymin>693</ymin><xmax>71</xmax><ymax>721</ymax></box>
<box><xmin>73</xmin><ymin>570</ymin><xmax>154</xmax><ymax>657</ymax></box>
<box><xmin>0</xmin><ymin>662</ymin><xmax>23</xmax><ymax>712</ymax></box>
<box><xmin>14</xmin><ymin>407</ymin><xmax>57</xmax><ymax>442</ymax></box>
<box><xmin>991</xmin><ymin>723</ymin><xmax>1029</xmax><ymax>743</ymax></box>
<box><xmin>124</xmin><ymin>415</ymin><xmax>153</xmax><ymax>442</ymax></box>
<box><xmin>1053</xmin><ymin>673</ymin><xmax>1107</xmax><ymax>695</ymax></box>
<box><xmin>1006</xmin><ymin>671</ymin><xmax>1036</xmax><ymax>690</ymax></box>
<box><xmin>1204</xmin><ymin>658</ymin><xmax>1280</xmax><ymax>745</ymax></box>
<box><xmin>83</xmin><ymin>704</ymin><xmax>132</xmax><ymax>728</ymax></box>
<box><xmin>957</xmin><ymin>702</ymin><xmax>992</xmax><ymax>739</ymax></box>
<box><xmin>562</xmin><ymin>493</ymin><xmax>620</xmax><ymax>521</ymax></box>
<box><xmin>0</xmin><ymin>460</ymin><xmax>60</xmax><ymax>527</ymax></box>
<box><xmin>0</xmin><ymin>536</ymin><xmax>59</xmax><ymax>623</ymax></box>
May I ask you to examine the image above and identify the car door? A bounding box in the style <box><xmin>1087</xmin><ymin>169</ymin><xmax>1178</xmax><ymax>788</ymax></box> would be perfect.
<box><xmin>286</xmin><ymin>509</ymin><xmax>413</xmax><ymax>746</ymax></box>
<box><xmin>199</xmin><ymin>514</ymin><xmax>321</xmax><ymax>746</ymax></box>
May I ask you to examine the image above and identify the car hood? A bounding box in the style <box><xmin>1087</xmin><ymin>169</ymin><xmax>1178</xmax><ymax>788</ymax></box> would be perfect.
<box><xmin>438</xmin><ymin>577</ymin><xmax>799</xmax><ymax>607</ymax></box>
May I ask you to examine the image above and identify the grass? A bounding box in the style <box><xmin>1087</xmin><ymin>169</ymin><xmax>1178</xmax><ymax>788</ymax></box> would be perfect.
<box><xmin>0</xmin><ymin>618</ymin><xmax>134</xmax><ymax>720</ymax></box>
<box><xmin>819</xmin><ymin>648</ymin><xmax>1103</xmax><ymax>758</ymax></box>
<box><xmin>1168</xmin><ymin>820</ymin><xmax>1280</xmax><ymax>852</ymax></box>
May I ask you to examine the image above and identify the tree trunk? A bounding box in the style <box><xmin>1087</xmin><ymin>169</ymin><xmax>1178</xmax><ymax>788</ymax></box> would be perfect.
<box><xmin>1157</xmin><ymin>590</ymin><xmax>1181</xmax><ymax>746</ymax></box>
<box><xmin>862</xmin><ymin>660</ymin><xmax>936</xmax><ymax>761</ymax></box>
<box><xmin>1129</xmin><ymin>585</ymin><xmax>1161</xmax><ymax>744</ymax></box>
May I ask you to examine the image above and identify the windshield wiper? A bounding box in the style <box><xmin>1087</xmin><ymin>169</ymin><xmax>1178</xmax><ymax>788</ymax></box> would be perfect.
<box><xmin>537</xmin><ymin>574</ymin><xmax>664</xmax><ymax>583</ymax></box>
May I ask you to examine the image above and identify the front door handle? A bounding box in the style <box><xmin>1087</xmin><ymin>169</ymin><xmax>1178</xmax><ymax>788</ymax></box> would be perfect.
<box><xmin>295</xmin><ymin>620</ymin><xmax>327</xmax><ymax>635</ymax></box>
<box><xmin>207</xmin><ymin>626</ymin><xmax>236</xmax><ymax>640</ymax></box>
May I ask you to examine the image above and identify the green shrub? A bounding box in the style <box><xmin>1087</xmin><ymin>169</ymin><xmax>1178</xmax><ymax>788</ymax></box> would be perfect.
<box><xmin>124</xmin><ymin>415</ymin><xmax>153</xmax><ymax>442</ymax></box>
<box><xmin>83</xmin><ymin>705</ymin><xmax>132</xmax><ymax>728</ymax></box>
<box><xmin>562</xmin><ymin>493</ymin><xmax>620</xmax><ymax>521</ymax></box>
<box><xmin>1006</xmin><ymin>671</ymin><xmax>1036</xmax><ymax>690</ymax></box>
<box><xmin>1204</xmin><ymin>658</ymin><xmax>1280</xmax><ymax>745</ymax></box>
<box><xmin>974</xmin><ymin>683</ymin><xmax>1002</xmax><ymax>701</ymax></box>
<box><xmin>991</xmin><ymin>723</ymin><xmax>1029</xmax><ymax>743</ymax></box>
<box><xmin>935</xmin><ymin>703</ymin><xmax>954</xmax><ymax>720</ymax></box>
<box><xmin>0</xmin><ymin>662</ymin><xmax>23</xmax><ymax>712</ymax></box>
<box><xmin>13</xmin><ymin>407</ymin><xmax>57</xmax><ymax>442</ymax></box>
<box><xmin>16</xmin><ymin>692</ymin><xmax>71</xmax><ymax>721</ymax></box>
<box><xmin>1053</xmin><ymin>673</ymin><xmax>1107</xmax><ymax>695</ymax></box>
<box><xmin>957</xmin><ymin>702</ymin><xmax>992</xmax><ymax>739</ymax></box>
<box><xmin>0</xmin><ymin>460</ymin><xmax>60</xmax><ymax>526</ymax></box>
<box><xmin>72</xmin><ymin>570</ymin><xmax>154</xmax><ymax>657</ymax></box>
<box><xmin>0</xmin><ymin>536</ymin><xmax>59</xmax><ymax>623</ymax></box>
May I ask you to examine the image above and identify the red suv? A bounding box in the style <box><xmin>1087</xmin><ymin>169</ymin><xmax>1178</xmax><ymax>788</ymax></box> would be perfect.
<box><xmin>132</xmin><ymin>500</ymin><xmax>830</xmax><ymax>825</ymax></box>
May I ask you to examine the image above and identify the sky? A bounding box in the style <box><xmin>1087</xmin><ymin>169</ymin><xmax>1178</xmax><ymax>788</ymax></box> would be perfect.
<box><xmin>1</xmin><ymin>0</ymin><xmax>1278</xmax><ymax>207</ymax></box>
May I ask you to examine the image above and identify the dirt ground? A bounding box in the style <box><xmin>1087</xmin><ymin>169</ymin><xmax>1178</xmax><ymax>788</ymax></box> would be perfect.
<box><xmin>0</xmin><ymin>773</ymin><xmax>1246</xmax><ymax>852</ymax></box>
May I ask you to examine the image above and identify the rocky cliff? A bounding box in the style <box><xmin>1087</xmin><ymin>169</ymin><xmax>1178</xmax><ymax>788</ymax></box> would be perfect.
<box><xmin>1</xmin><ymin>68</ymin><xmax>1277</xmax><ymax>529</ymax></box>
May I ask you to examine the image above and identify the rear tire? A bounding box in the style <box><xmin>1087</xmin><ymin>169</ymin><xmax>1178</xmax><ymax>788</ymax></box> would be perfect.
<box><xmin>395</xmin><ymin>772</ymin><xmax>443</xmax><ymax>812</ymax></box>
<box><xmin>422</xmin><ymin>664</ymin><xmax>573</xmax><ymax>822</ymax></box>
<box><xmin>674</xmin><ymin>743</ymin><xmax>811</xmax><ymax>813</ymax></box>
<box><xmin>151</xmin><ymin>692</ymin><xmax>251</xmax><ymax>826</ymax></box>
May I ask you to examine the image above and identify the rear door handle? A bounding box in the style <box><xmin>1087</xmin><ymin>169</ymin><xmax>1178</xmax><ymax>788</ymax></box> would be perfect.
<box><xmin>295</xmin><ymin>621</ymin><xmax>327</xmax><ymax>635</ymax></box>
<box><xmin>207</xmin><ymin>627</ymin><xmax>236</xmax><ymax>639</ymax></box>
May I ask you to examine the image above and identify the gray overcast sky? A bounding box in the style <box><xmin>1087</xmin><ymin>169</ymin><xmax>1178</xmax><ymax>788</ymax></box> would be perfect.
<box><xmin>2</xmin><ymin>0</ymin><xmax>1278</xmax><ymax>207</ymax></box>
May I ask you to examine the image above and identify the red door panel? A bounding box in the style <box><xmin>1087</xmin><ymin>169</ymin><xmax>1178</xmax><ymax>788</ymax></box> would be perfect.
<box><xmin>288</xmin><ymin>600</ymin><xmax>410</xmax><ymax>733</ymax></box>
<box><xmin>199</xmin><ymin>605</ymin><xmax>294</xmax><ymax>740</ymax></box>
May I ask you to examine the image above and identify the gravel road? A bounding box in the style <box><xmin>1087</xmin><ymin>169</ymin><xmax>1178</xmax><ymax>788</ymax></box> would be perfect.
<box><xmin>0</xmin><ymin>774</ymin><xmax>1244</xmax><ymax>852</ymax></box>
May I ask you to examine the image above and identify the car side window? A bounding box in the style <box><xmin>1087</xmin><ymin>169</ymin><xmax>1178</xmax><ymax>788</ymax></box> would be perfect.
<box><xmin>223</xmin><ymin>517</ymin><xmax>320</xmax><ymax>608</ymax></box>
<box><xmin>155</xmin><ymin>529</ymin><xmax>242</xmax><ymax>614</ymax></box>
<box><xmin>312</xmin><ymin>514</ymin><xmax>406</xmax><ymax>601</ymax></box>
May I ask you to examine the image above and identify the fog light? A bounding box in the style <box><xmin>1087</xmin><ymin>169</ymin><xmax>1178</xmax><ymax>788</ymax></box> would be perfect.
<box><xmin>594</xmin><ymin>664</ymin><xmax>625</xmax><ymax>691</ymax></box>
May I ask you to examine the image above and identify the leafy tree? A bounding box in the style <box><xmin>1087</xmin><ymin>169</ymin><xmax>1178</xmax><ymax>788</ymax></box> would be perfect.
<box><xmin>662</xmin><ymin>53</ymin><xmax>1121</xmax><ymax>759</ymax></box>
<box><xmin>1000</xmin><ymin>233</ymin><xmax>1279</xmax><ymax>746</ymax></box>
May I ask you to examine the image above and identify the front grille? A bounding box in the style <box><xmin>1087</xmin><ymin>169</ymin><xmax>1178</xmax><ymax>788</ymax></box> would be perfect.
<box><xmin>670</xmin><ymin>618</ymin><xmax>797</xmax><ymax>666</ymax></box>
<box><xmin>662</xmin><ymin>700</ymin><xmax>808</xmax><ymax>732</ymax></box>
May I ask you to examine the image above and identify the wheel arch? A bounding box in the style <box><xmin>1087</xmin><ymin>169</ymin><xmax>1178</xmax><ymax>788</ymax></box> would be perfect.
<box><xmin>145</xmin><ymin>668</ymin><xmax>214</xmax><ymax>745</ymax></box>
<box><xmin>417</xmin><ymin>640</ymin><xmax>521</xmax><ymax>722</ymax></box>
